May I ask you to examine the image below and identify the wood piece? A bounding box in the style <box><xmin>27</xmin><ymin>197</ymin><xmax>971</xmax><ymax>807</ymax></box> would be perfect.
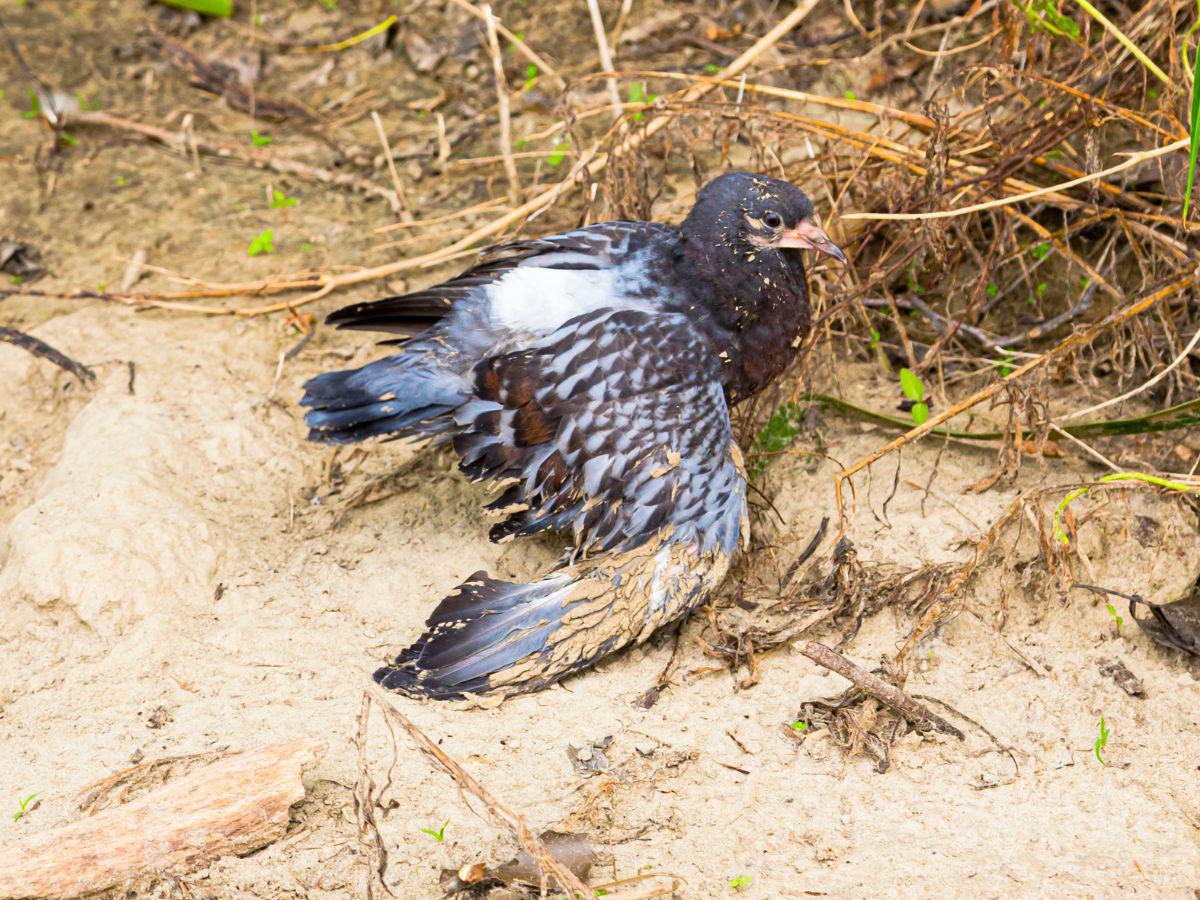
<box><xmin>798</xmin><ymin>641</ymin><xmax>964</xmax><ymax>739</ymax></box>
<box><xmin>0</xmin><ymin>739</ymin><xmax>325</xmax><ymax>899</ymax></box>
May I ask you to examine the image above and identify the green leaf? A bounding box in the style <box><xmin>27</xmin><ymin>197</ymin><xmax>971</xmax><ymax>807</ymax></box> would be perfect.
<box><xmin>58</xmin><ymin>133</ymin><xmax>78</xmax><ymax>147</ymax></box>
<box><xmin>247</xmin><ymin>229</ymin><xmax>275</xmax><ymax>256</ymax></box>
<box><xmin>986</xmin><ymin>282</ymin><xmax>998</xmax><ymax>298</ymax></box>
<box><xmin>524</xmin><ymin>62</ymin><xmax>538</xmax><ymax>89</ymax></box>
<box><xmin>21</xmin><ymin>87</ymin><xmax>40</xmax><ymax>119</ymax></box>
<box><xmin>270</xmin><ymin>189</ymin><xmax>297</xmax><ymax>209</ymax></box>
<box><xmin>1030</xmin><ymin>241</ymin><xmax>1051</xmax><ymax>260</ymax></box>
<box><xmin>1094</xmin><ymin>715</ymin><xmax>1109</xmax><ymax>766</ymax></box>
<box><xmin>703</xmin><ymin>63</ymin><xmax>722</xmax><ymax>74</ymax></box>
<box><xmin>154</xmin><ymin>0</ymin><xmax>233</xmax><ymax>16</ymax></box>
<box><xmin>843</xmin><ymin>90</ymin><xmax>858</xmax><ymax>100</ymax></box>
<box><xmin>789</xmin><ymin>720</ymin><xmax>809</xmax><ymax>733</ymax></box>
<box><xmin>546</xmin><ymin>142</ymin><xmax>568</xmax><ymax>166</ymax></box>
<box><xmin>899</xmin><ymin>367</ymin><xmax>924</xmax><ymax>402</ymax></box>
<box><xmin>911</xmin><ymin>401</ymin><xmax>929</xmax><ymax>425</ymax></box>
<box><xmin>729</xmin><ymin>875</ymin><xmax>751</xmax><ymax>889</ymax></box>
<box><xmin>418</xmin><ymin>819</ymin><xmax>449</xmax><ymax>842</ymax></box>
<box><xmin>250</xmin><ymin>130</ymin><xmax>272</xmax><ymax>147</ymax></box>
<box><xmin>868</xmin><ymin>327</ymin><xmax>880</xmax><ymax>349</ymax></box>
<box><xmin>1185</xmin><ymin>35</ymin><xmax>1200</xmax><ymax>221</ymax></box>
<box><xmin>1105</xmin><ymin>602</ymin><xmax>1124</xmax><ymax>633</ymax></box>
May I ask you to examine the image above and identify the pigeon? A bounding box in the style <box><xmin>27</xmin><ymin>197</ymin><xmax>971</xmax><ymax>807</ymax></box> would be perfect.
<box><xmin>301</xmin><ymin>171</ymin><xmax>846</xmax><ymax>699</ymax></box>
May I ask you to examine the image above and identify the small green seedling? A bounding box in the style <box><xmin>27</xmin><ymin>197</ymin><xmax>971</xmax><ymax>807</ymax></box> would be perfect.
<box><xmin>247</xmin><ymin>229</ymin><xmax>275</xmax><ymax>256</ymax></box>
<box><xmin>986</xmin><ymin>282</ymin><xmax>998</xmax><ymax>298</ymax></box>
<box><xmin>899</xmin><ymin>367</ymin><xmax>929</xmax><ymax>425</ymax></box>
<box><xmin>995</xmin><ymin>351</ymin><xmax>1016</xmax><ymax>378</ymax></box>
<box><xmin>419</xmin><ymin>819</ymin><xmax>448</xmax><ymax>842</ymax></box>
<box><xmin>703</xmin><ymin>63</ymin><xmax>722</xmax><ymax>74</ymax></box>
<box><xmin>300</xmin><ymin>241</ymin><xmax>314</xmax><ymax>253</ymax></box>
<box><xmin>1094</xmin><ymin>715</ymin><xmax>1110</xmax><ymax>766</ymax></box>
<box><xmin>10</xmin><ymin>275</ymin><xmax>23</xmax><ymax>284</ymax></box>
<box><xmin>1106</xmin><ymin>603</ymin><xmax>1124</xmax><ymax>634</ymax></box>
<box><xmin>789</xmin><ymin>720</ymin><xmax>810</xmax><ymax>733</ymax></box>
<box><xmin>1019</xmin><ymin>1</ymin><xmax>1080</xmax><ymax>39</ymax></box>
<box><xmin>21</xmin><ymin>87</ymin><xmax>41</xmax><ymax>120</ymax></box>
<box><xmin>1030</xmin><ymin>241</ymin><xmax>1051</xmax><ymax>261</ymax></box>
<box><xmin>868</xmin><ymin>327</ymin><xmax>881</xmax><ymax>349</ymax></box>
<box><xmin>728</xmin><ymin>875</ymin><xmax>751</xmax><ymax>890</ymax></box>
<box><xmin>524</xmin><ymin>63</ymin><xmax>538</xmax><ymax>89</ymax></box>
<box><xmin>270</xmin><ymin>189</ymin><xmax>297</xmax><ymax>209</ymax></box>
<box><xmin>13</xmin><ymin>792</ymin><xmax>39</xmax><ymax>822</ymax></box>
<box><xmin>250</xmin><ymin>130</ymin><xmax>272</xmax><ymax>147</ymax></box>
<box><xmin>546</xmin><ymin>142</ymin><xmax>569</xmax><ymax>166</ymax></box>
<box><xmin>319</xmin><ymin>0</ymin><xmax>338</xmax><ymax>10</ymax></box>
<box><xmin>628</xmin><ymin>81</ymin><xmax>657</xmax><ymax>121</ymax></box>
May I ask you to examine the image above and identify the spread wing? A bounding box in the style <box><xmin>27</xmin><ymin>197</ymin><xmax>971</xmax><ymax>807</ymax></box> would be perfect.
<box><xmin>451</xmin><ymin>308</ymin><xmax>747</xmax><ymax>558</ymax></box>
<box><xmin>325</xmin><ymin>221</ymin><xmax>675</xmax><ymax>336</ymax></box>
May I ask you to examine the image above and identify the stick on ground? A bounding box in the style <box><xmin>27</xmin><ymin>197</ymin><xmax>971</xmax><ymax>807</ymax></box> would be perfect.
<box><xmin>0</xmin><ymin>326</ymin><xmax>95</xmax><ymax>384</ymax></box>
<box><xmin>799</xmin><ymin>640</ymin><xmax>964</xmax><ymax>739</ymax></box>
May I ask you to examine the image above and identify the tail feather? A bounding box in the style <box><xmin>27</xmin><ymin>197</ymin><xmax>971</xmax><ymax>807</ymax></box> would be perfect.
<box><xmin>301</xmin><ymin>353</ymin><xmax>468</xmax><ymax>445</ymax></box>
<box><xmin>374</xmin><ymin>538</ymin><xmax>731</xmax><ymax>700</ymax></box>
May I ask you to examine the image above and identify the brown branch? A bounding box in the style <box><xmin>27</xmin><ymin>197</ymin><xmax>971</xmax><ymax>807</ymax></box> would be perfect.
<box><xmin>0</xmin><ymin>326</ymin><xmax>95</xmax><ymax>383</ymax></box>
<box><xmin>798</xmin><ymin>641</ymin><xmax>964</xmax><ymax>739</ymax></box>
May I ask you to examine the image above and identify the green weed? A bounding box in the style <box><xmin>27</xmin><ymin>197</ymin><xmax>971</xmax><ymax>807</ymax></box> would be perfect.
<box><xmin>1094</xmin><ymin>715</ymin><xmax>1110</xmax><ymax>766</ymax></box>
<box><xmin>729</xmin><ymin>875</ymin><xmax>751</xmax><ymax>889</ymax></box>
<box><xmin>250</xmin><ymin>130</ymin><xmax>272</xmax><ymax>147</ymax></box>
<box><xmin>12</xmin><ymin>792</ymin><xmax>39</xmax><ymax>822</ymax></box>
<box><xmin>628</xmin><ymin>81</ymin><xmax>657</xmax><ymax>121</ymax></box>
<box><xmin>899</xmin><ymin>367</ymin><xmax>929</xmax><ymax>425</ymax></box>
<box><xmin>155</xmin><ymin>0</ymin><xmax>233</xmax><ymax>16</ymax></box>
<box><xmin>247</xmin><ymin>229</ymin><xmax>275</xmax><ymax>256</ymax></box>
<box><xmin>419</xmin><ymin>819</ymin><xmax>448</xmax><ymax>842</ymax></box>
<box><xmin>1018</xmin><ymin>0</ymin><xmax>1080</xmax><ymax>39</ymax></box>
<box><xmin>270</xmin><ymin>189</ymin><xmax>297</xmax><ymax>209</ymax></box>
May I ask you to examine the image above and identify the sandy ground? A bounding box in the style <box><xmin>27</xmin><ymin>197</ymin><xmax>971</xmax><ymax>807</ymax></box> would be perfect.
<box><xmin>3</xmin><ymin>3</ymin><xmax>1200</xmax><ymax>899</ymax></box>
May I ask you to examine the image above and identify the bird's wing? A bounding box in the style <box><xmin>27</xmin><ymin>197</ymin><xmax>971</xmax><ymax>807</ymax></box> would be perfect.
<box><xmin>452</xmin><ymin>307</ymin><xmax>747</xmax><ymax>558</ymax></box>
<box><xmin>325</xmin><ymin>221</ymin><xmax>675</xmax><ymax>336</ymax></box>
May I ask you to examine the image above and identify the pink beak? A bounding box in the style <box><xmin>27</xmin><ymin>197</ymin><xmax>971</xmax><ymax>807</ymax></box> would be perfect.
<box><xmin>776</xmin><ymin>218</ymin><xmax>847</xmax><ymax>263</ymax></box>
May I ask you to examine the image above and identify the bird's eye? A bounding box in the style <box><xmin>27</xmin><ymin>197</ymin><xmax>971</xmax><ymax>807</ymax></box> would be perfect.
<box><xmin>763</xmin><ymin>211</ymin><xmax>783</xmax><ymax>229</ymax></box>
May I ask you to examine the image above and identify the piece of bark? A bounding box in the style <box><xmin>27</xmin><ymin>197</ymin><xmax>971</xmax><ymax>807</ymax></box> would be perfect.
<box><xmin>0</xmin><ymin>739</ymin><xmax>325</xmax><ymax>899</ymax></box>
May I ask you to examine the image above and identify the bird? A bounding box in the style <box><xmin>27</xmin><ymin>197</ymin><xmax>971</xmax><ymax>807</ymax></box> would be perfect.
<box><xmin>301</xmin><ymin>171</ymin><xmax>846</xmax><ymax>700</ymax></box>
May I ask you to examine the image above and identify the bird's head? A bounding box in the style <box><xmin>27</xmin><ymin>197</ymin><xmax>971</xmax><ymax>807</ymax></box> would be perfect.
<box><xmin>681</xmin><ymin>171</ymin><xmax>846</xmax><ymax>266</ymax></box>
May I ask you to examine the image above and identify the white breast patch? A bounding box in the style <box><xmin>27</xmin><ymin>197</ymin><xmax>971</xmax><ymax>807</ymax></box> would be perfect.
<box><xmin>487</xmin><ymin>267</ymin><xmax>620</xmax><ymax>335</ymax></box>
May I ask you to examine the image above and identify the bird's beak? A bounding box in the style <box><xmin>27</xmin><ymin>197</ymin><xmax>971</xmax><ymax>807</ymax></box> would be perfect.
<box><xmin>776</xmin><ymin>218</ymin><xmax>847</xmax><ymax>263</ymax></box>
